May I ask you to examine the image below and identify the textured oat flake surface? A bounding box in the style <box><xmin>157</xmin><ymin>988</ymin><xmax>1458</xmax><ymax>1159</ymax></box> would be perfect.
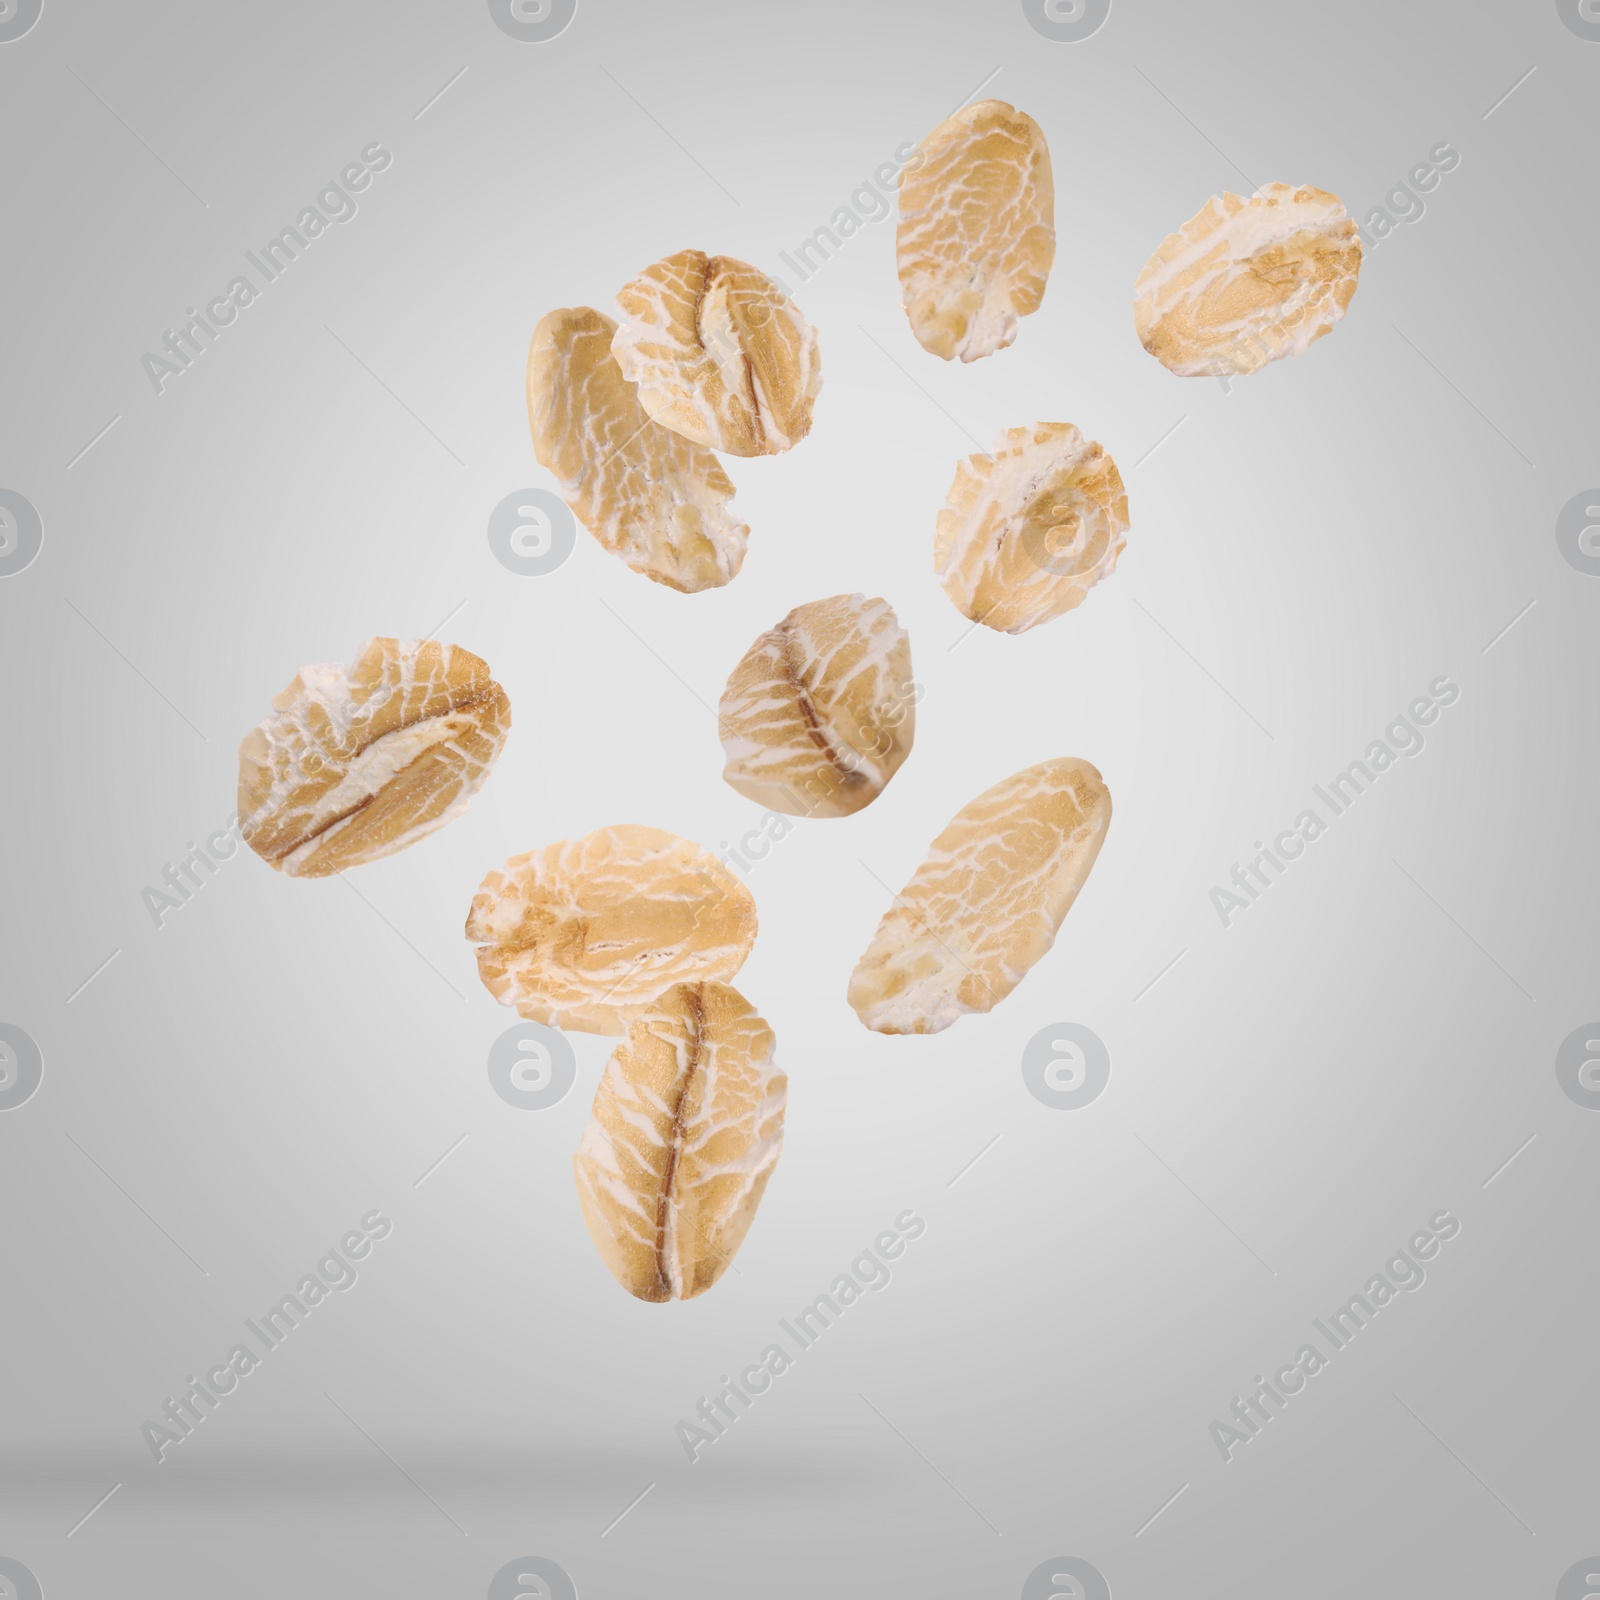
<box><xmin>573</xmin><ymin>981</ymin><xmax>786</xmax><ymax>1303</ymax></box>
<box><xmin>527</xmin><ymin>305</ymin><xmax>749</xmax><ymax>591</ymax></box>
<box><xmin>848</xmin><ymin>758</ymin><xmax>1112</xmax><ymax>1035</ymax></box>
<box><xmin>935</xmin><ymin>423</ymin><xmax>1129</xmax><ymax>635</ymax></box>
<box><xmin>1133</xmin><ymin>183</ymin><xmax>1362</xmax><ymax>377</ymax></box>
<box><xmin>465</xmin><ymin>825</ymin><xmax>758</xmax><ymax>1035</ymax></box>
<box><xmin>718</xmin><ymin>592</ymin><xmax>915</xmax><ymax>818</ymax></box>
<box><xmin>611</xmin><ymin>250</ymin><xmax>822</xmax><ymax>456</ymax></box>
<box><xmin>896</xmin><ymin>99</ymin><xmax>1055</xmax><ymax>362</ymax></box>
<box><xmin>237</xmin><ymin>638</ymin><xmax>511</xmax><ymax>878</ymax></box>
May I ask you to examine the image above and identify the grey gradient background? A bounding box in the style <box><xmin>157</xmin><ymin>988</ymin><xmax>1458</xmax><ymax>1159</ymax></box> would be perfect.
<box><xmin>2</xmin><ymin>1</ymin><xmax>1597</xmax><ymax>1595</ymax></box>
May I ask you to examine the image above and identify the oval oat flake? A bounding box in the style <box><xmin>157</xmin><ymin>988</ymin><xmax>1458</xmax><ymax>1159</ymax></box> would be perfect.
<box><xmin>465</xmin><ymin>825</ymin><xmax>758</xmax><ymax>1035</ymax></box>
<box><xmin>574</xmin><ymin>981</ymin><xmax>786</xmax><ymax>1302</ymax></box>
<box><xmin>611</xmin><ymin>250</ymin><xmax>821</xmax><ymax>457</ymax></box>
<box><xmin>237</xmin><ymin>638</ymin><xmax>510</xmax><ymax>878</ymax></box>
<box><xmin>848</xmin><ymin>758</ymin><xmax>1112</xmax><ymax>1035</ymax></box>
<box><xmin>935</xmin><ymin>423</ymin><xmax>1128</xmax><ymax>635</ymax></box>
<box><xmin>528</xmin><ymin>305</ymin><xmax>749</xmax><ymax>592</ymax></box>
<box><xmin>719</xmin><ymin>592</ymin><xmax>915</xmax><ymax>819</ymax></box>
<box><xmin>1133</xmin><ymin>183</ymin><xmax>1362</xmax><ymax>377</ymax></box>
<box><xmin>897</xmin><ymin>99</ymin><xmax>1055</xmax><ymax>363</ymax></box>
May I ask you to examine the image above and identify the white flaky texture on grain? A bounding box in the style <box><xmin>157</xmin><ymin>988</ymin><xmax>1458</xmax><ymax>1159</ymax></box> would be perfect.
<box><xmin>238</xmin><ymin>638</ymin><xmax>510</xmax><ymax>878</ymax></box>
<box><xmin>848</xmin><ymin>758</ymin><xmax>1112</xmax><ymax>1035</ymax></box>
<box><xmin>610</xmin><ymin>251</ymin><xmax>821</xmax><ymax>457</ymax></box>
<box><xmin>935</xmin><ymin>423</ymin><xmax>1129</xmax><ymax>636</ymax></box>
<box><xmin>1133</xmin><ymin>183</ymin><xmax>1362</xmax><ymax>377</ymax></box>
<box><xmin>465</xmin><ymin>825</ymin><xmax>758</xmax><ymax>1035</ymax></box>
<box><xmin>527</xmin><ymin>305</ymin><xmax>748</xmax><ymax>592</ymax></box>
<box><xmin>574</xmin><ymin>981</ymin><xmax>786</xmax><ymax>1302</ymax></box>
<box><xmin>719</xmin><ymin>593</ymin><xmax>915</xmax><ymax>819</ymax></box>
<box><xmin>896</xmin><ymin>99</ymin><xmax>1055</xmax><ymax>363</ymax></box>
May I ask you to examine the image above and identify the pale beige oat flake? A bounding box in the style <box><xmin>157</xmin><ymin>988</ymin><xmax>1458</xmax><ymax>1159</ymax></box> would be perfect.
<box><xmin>1133</xmin><ymin>183</ymin><xmax>1362</xmax><ymax>377</ymax></box>
<box><xmin>897</xmin><ymin>99</ymin><xmax>1055</xmax><ymax>362</ymax></box>
<box><xmin>574</xmin><ymin>981</ymin><xmax>785</xmax><ymax>1302</ymax></box>
<box><xmin>849</xmin><ymin>758</ymin><xmax>1111</xmax><ymax>1035</ymax></box>
<box><xmin>527</xmin><ymin>305</ymin><xmax>748</xmax><ymax>592</ymax></box>
<box><xmin>719</xmin><ymin>593</ymin><xmax>915</xmax><ymax>819</ymax></box>
<box><xmin>611</xmin><ymin>251</ymin><xmax>821</xmax><ymax>457</ymax></box>
<box><xmin>936</xmin><ymin>423</ymin><xmax>1128</xmax><ymax>635</ymax></box>
<box><xmin>466</xmin><ymin>825</ymin><xmax>757</xmax><ymax>1034</ymax></box>
<box><xmin>238</xmin><ymin>638</ymin><xmax>510</xmax><ymax>878</ymax></box>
